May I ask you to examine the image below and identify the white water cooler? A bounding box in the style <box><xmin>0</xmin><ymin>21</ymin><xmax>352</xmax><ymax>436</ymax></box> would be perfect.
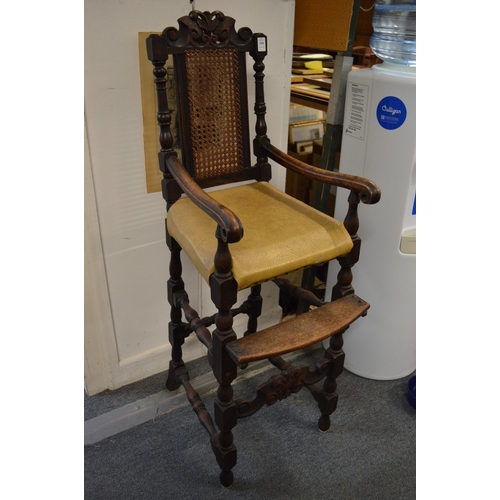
<box><xmin>325</xmin><ymin>63</ymin><xmax>416</xmax><ymax>380</ymax></box>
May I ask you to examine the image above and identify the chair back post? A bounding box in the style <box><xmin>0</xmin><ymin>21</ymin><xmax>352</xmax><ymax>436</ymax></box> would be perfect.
<box><xmin>250</xmin><ymin>34</ymin><xmax>272</xmax><ymax>180</ymax></box>
<box><xmin>146</xmin><ymin>38</ymin><xmax>182</xmax><ymax>211</ymax></box>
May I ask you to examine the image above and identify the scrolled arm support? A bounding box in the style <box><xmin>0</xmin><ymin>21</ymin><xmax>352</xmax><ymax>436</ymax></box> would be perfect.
<box><xmin>165</xmin><ymin>156</ymin><xmax>244</xmax><ymax>243</ymax></box>
<box><xmin>262</xmin><ymin>142</ymin><xmax>381</xmax><ymax>205</ymax></box>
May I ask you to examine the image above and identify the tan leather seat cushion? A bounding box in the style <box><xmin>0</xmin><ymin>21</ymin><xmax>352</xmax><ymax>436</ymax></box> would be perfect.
<box><xmin>167</xmin><ymin>182</ymin><xmax>353</xmax><ymax>290</ymax></box>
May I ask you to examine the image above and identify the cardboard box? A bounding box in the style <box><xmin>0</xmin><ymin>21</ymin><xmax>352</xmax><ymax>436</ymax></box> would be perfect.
<box><xmin>312</xmin><ymin>139</ymin><xmax>323</xmax><ymax>167</ymax></box>
<box><xmin>292</xmin><ymin>140</ymin><xmax>314</xmax><ymax>154</ymax></box>
<box><xmin>352</xmin><ymin>46</ymin><xmax>383</xmax><ymax>68</ymax></box>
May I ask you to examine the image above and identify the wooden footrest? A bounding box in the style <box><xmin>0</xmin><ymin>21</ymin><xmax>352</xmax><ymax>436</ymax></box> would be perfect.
<box><xmin>225</xmin><ymin>294</ymin><xmax>370</xmax><ymax>365</ymax></box>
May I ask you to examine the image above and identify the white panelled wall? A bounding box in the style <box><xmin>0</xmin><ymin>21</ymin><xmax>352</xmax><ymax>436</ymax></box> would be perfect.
<box><xmin>85</xmin><ymin>0</ymin><xmax>296</xmax><ymax>394</ymax></box>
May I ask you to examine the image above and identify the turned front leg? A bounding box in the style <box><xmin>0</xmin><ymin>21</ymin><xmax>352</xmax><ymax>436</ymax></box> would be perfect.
<box><xmin>315</xmin><ymin>331</ymin><xmax>345</xmax><ymax>431</ymax></box>
<box><xmin>332</xmin><ymin>191</ymin><xmax>361</xmax><ymax>301</ymax></box>
<box><xmin>166</xmin><ymin>231</ymin><xmax>188</xmax><ymax>391</ymax></box>
<box><xmin>210</xmin><ymin>228</ymin><xmax>239</xmax><ymax>487</ymax></box>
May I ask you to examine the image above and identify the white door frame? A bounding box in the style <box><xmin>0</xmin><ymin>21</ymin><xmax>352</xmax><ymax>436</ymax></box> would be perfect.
<box><xmin>84</xmin><ymin>123</ymin><xmax>121</xmax><ymax>395</ymax></box>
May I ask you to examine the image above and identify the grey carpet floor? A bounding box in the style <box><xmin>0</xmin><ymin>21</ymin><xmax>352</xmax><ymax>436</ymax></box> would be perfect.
<box><xmin>85</xmin><ymin>349</ymin><xmax>416</xmax><ymax>499</ymax></box>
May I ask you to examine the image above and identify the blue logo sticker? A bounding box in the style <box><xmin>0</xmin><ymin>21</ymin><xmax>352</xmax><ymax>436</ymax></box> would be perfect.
<box><xmin>376</xmin><ymin>96</ymin><xmax>407</xmax><ymax>130</ymax></box>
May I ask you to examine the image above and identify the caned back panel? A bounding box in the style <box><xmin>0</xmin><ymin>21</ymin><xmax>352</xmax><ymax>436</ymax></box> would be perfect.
<box><xmin>180</xmin><ymin>48</ymin><xmax>250</xmax><ymax>182</ymax></box>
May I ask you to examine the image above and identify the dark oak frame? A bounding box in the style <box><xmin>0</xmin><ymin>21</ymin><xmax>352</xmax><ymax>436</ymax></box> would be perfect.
<box><xmin>146</xmin><ymin>10</ymin><xmax>381</xmax><ymax>487</ymax></box>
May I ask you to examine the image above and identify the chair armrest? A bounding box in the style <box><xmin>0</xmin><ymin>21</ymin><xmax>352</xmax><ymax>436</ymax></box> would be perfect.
<box><xmin>166</xmin><ymin>156</ymin><xmax>244</xmax><ymax>243</ymax></box>
<box><xmin>263</xmin><ymin>142</ymin><xmax>381</xmax><ymax>205</ymax></box>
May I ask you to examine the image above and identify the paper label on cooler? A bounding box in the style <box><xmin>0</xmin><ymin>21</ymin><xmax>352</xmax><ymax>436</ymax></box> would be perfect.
<box><xmin>345</xmin><ymin>82</ymin><xmax>368</xmax><ymax>140</ymax></box>
<box><xmin>376</xmin><ymin>96</ymin><xmax>407</xmax><ymax>130</ymax></box>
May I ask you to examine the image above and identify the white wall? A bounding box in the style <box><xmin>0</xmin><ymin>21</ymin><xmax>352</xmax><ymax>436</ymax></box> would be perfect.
<box><xmin>84</xmin><ymin>0</ymin><xmax>296</xmax><ymax>393</ymax></box>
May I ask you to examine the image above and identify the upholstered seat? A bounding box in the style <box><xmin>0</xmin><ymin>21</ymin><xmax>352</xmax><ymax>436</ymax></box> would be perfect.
<box><xmin>168</xmin><ymin>182</ymin><xmax>353</xmax><ymax>290</ymax></box>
